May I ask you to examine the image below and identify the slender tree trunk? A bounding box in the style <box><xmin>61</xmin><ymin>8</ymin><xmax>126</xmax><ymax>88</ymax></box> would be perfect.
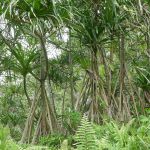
<box><xmin>69</xmin><ymin>30</ymin><xmax>74</xmax><ymax>110</ymax></box>
<box><xmin>23</xmin><ymin>75</ymin><xmax>31</xmax><ymax>106</ymax></box>
<box><xmin>89</xmin><ymin>46</ymin><xmax>99</xmax><ymax>123</ymax></box>
<box><xmin>20</xmin><ymin>90</ymin><xmax>40</xmax><ymax>143</ymax></box>
<box><xmin>119</xmin><ymin>33</ymin><xmax>126</xmax><ymax>121</ymax></box>
<box><xmin>107</xmin><ymin>35</ymin><xmax>114</xmax><ymax>117</ymax></box>
<box><xmin>99</xmin><ymin>47</ymin><xmax>110</xmax><ymax>115</ymax></box>
<box><xmin>61</xmin><ymin>83</ymin><xmax>67</xmax><ymax>125</ymax></box>
<box><xmin>46</xmin><ymin>79</ymin><xmax>56</xmax><ymax>116</ymax></box>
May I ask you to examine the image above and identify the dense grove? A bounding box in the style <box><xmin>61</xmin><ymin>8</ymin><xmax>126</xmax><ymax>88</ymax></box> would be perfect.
<box><xmin>0</xmin><ymin>0</ymin><xmax>150</xmax><ymax>149</ymax></box>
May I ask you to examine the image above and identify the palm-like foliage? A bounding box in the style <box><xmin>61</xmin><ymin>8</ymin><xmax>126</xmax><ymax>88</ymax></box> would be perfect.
<box><xmin>136</xmin><ymin>67</ymin><xmax>150</xmax><ymax>91</ymax></box>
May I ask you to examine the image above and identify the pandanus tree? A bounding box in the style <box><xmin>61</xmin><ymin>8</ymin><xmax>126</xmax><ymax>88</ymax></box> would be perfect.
<box><xmin>0</xmin><ymin>34</ymin><xmax>38</xmax><ymax>106</ymax></box>
<box><xmin>69</xmin><ymin>0</ymin><xmax>107</xmax><ymax>123</ymax></box>
<box><xmin>69</xmin><ymin>0</ymin><xmax>149</xmax><ymax>122</ymax></box>
<box><xmin>0</xmin><ymin>0</ymin><xmax>71</xmax><ymax>143</ymax></box>
<box><xmin>69</xmin><ymin>0</ymin><xmax>127</xmax><ymax>122</ymax></box>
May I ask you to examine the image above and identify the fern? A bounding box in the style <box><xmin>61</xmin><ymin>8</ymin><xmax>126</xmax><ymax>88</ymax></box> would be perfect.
<box><xmin>97</xmin><ymin>118</ymin><xmax>150</xmax><ymax>150</ymax></box>
<box><xmin>104</xmin><ymin>119</ymin><xmax>137</xmax><ymax>149</ymax></box>
<box><xmin>75</xmin><ymin>115</ymin><xmax>98</xmax><ymax>150</ymax></box>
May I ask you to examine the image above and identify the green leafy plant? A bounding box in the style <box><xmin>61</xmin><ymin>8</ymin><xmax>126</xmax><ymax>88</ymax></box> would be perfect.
<box><xmin>74</xmin><ymin>116</ymin><xmax>150</xmax><ymax>150</ymax></box>
<box><xmin>63</xmin><ymin>111</ymin><xmax>81</xmax><ymax>134</ymax></box>
<box><xmin>39</xmin><ymin>133</ymin><xmax>66</xmax><ymax>149</ymax></box>
<box><xmin>75</xmin><ymin>115</ymin><xmax>98</xmax><ymax>150</ymax></box>
<box><xmin>135</xmin><ymin>67</ymin><xmax>150</xmax><ymax>91</ymax></box>
<box><xmin>95</xmin><ymin>118</ymin><xmax>150</xmax><ymax>150</ymax></box>
<box><xmin>0</xmin><ymin>125</ymin><xmax>21</xmax><ymax>150</ymax></box>
<box><xmin>0</xmin><ymin>125</ymin><xmax>50</xmax><ymax>150</ymax></box>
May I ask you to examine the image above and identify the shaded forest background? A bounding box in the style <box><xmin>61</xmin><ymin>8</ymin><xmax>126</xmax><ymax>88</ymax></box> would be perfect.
<box><xmin>0</xmin><ymin>0</ymin><xmax>150</xmax><ymax>149</ymax></box>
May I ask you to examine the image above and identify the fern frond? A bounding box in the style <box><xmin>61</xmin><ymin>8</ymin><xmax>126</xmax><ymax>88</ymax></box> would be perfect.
<box><xmin>75</xmin><ymin>115</ymin><xmax>98</xmax><ymax>150</ymax></box>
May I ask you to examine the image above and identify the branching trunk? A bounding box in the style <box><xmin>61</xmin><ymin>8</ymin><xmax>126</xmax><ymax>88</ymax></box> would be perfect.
<box><xmin>20</xmin><ymin>32</ymin><xmax>59</xmax><ymax>143</ymax></box>
<box><xmin>88</xmin><ymin>46</ymin><xmax>100</xmax><ymax>123</ymax></box>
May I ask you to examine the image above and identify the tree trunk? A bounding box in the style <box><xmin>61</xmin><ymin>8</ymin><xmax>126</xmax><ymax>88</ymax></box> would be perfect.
<box><xmin>69</xmin><ymin>29</ymin><xmax>74</xmax><ymax>110</ymax></box>
<box><xmin>119</xmin><ymin>33</ymin><xmax>126</xmax><ymax>121</ymax></box>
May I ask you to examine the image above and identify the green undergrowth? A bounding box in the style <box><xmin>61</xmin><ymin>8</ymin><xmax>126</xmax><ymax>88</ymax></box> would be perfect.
<box><xmin>74</xmin><ymin>114</ymin><xmax>150</xmax><ymax>150</ymax></box>
<box><xmin>0</xmin><ymin>113</ymin><xmax>150</xmax><ymax>150</ymax></box>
